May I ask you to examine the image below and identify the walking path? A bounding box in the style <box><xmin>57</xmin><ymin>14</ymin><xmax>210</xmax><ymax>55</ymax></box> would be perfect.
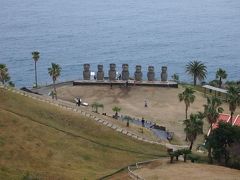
<box><xmin>119</xmin><ymin>116</ymin><xmax>172</xmax><ymax>141</ymax></box>
<box><xmin>1</xmin><ymin>85</ymin><xmax>165</xmax><ymax>145</ymax></box>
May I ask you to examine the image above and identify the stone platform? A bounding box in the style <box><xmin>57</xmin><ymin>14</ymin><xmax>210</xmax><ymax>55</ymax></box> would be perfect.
<box><xmin>73</xmin><ymin>80</ymin><xmax>178</xmax><ymax>88</ymax></box>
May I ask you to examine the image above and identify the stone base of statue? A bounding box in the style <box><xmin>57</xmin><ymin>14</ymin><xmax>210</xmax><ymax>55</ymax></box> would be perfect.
<box><xmin>147</xmin><ymin>72</ymin><xmax>155</xmax><ymax>81</ymax></box>
<box><xmin>97</xmin><ymin>72</ymin><xmax>104</xmax><ymax>80</ymax></box>
<box><xmin>83</xmin><ymin>71</ymin><xmax>90</xmax><ymax>80</ymax></box>
<box><xmin>122</xmin><ymin>71</ymin><xmax>129</xmax><ymax>80</ymax></box>
<box><xmin>135</xmin><ymin>72</ymin><xmax>142</xmax><ymax>81</ymax></box>
<box><xmin>109</xmin><ymin>71</ymin><xmax>116</xmax><ymax>80</ymax></box>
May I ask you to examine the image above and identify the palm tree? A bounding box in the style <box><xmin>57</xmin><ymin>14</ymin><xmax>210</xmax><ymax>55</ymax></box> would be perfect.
<box><xmin>112</xmin><ymin>106</ymin><xmax>121</xmax><ymax>118</ymax></box>
<box><xmin>203</xmin><ymin>96</ymin><xmax>223</xmax><ymax>164</ymax></box>
<box><xmin>216</xmin><ymin>68</ymin><xmax>227</xmax><ymax>88</ymax></box>
<box><xmin>183</xmin><ymin>113</ymin><xmax>204</xmax><ymax>150</ymax></box>
<box><xmin>171</xmin><ymin>73</ymin><xmax>179</xmax><ymax>83</ymax></box>
<box><xmin>204</xmin><ymin>96</ymin><xmax>223</xmax><ymax>133</ymax></box>
<box><xmin>186</xmin><ymin>60</ymin><xmax>207</xmax><ymax>86</ymax></box>
<box><xmin>0</xmin><ymin>64</ymin><xmax>10</xmax><ymax>85</ymax></box>
<box><xmin>178</xmin><ymin>87</ymin><xmax>196</xmax><ymax>120</ymax></box>
<box><xmin>91</xmin><ymin>102</ymin><xmax>104</xmax><ymax>113</ymax></box>
<box><xmin>226</xmin><ymin>86</ymin><xmax>240</xmax><ymax>124</ymax></box>
<box><xmin>32</xmin><ymin>51</ymin><xmax>40</xmax><ymax>88</ymax></box>
<box><xmin>48</xmin><ymin>63</ymin><xmax>61</xmax><ymax>100</ymax></box>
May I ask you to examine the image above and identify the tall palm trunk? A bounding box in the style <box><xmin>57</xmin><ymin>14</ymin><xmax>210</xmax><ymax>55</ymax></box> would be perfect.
<box><xmin>208</xmin><ymin>124</ymin><xmax>213</xmax><ymax>164</ymax></box>
<box><xmin>230</xmin><ymin>111</ymin><xmax>234</xmax><ymax>124</ymax></box>
<box><xmin>210</xmin><ymin>123</ymin><xmax>213</xmax><ymax>134</ymax></box>
<box><xmin>53</xmin><ymin>79</ymin><xmax>57</xmax><ymax>100</ymax></box>
<box><xmin>34</xmin><ymin>61</ymin><xmax>38</xmax><ymax>87</ymax></box>
<box><xmin>185</xmin><ymin>105</ymin><xmax>188</xmax><ymax>141</ymax></box>
<box><xmin>193</xmin><ymin>74</ymin><xmax>197</xmax><ymax>86</ymax></box>
<box><xmin>219</xmin><ymin>77</ymin><xmax>222</xmax><ymax>88</ymax></box>
<box><xmin>185</xmin><ymin>105</ymin><xmax>188</xmax><ymax>120</ymax></box>
<box><xmin>0</xmin><ymin>72</ymin><xmax>4</xmax><ymax>84</ymax></box>
<box><xmin>189</xmin><ymin>141</ymin><xmax>193</xmax><ymax>151</ymax></box>
<box><xmin>208</xmin><ymin>147</ymin><xmax>213</xmax><ymax>164</ymax></box>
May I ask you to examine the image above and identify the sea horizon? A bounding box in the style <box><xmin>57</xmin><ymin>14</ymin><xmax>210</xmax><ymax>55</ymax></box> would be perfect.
<box><xmin>1</xmin><ymin>0</ymin><xmax>240</xmax><ymax>87</ymax></box>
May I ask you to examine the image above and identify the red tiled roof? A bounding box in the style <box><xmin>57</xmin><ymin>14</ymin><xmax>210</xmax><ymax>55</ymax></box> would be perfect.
<box><xmin>208</xmin><ymin>114</ymin><xmax>240</xmax><ymax>136</ymax></box>
<box><xmin>208</xmin><ymin>114</ymin><xmax>234</xmax><ymax>136</ymax></box>
<box><xmin>233</xmin><ymin>115</ymin><xmax>240</xmax><ymax>126</ymax></box>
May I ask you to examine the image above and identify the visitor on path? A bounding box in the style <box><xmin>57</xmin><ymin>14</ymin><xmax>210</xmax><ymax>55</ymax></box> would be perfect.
<box><xmin>118</xmin><ymin>74</ymin><xmax>121</xmax><ymax>80</ymax></box>
<box><xmin>110</xmin><ymin>82</ymin><xmax>113</xmax><ymax>89</ymax></box>
<box><xmin>141</xmin><ymin>117</ymin><xmax>145</xmax><ymax>127</ymax></box>
<box><xmin>77</xmin><ymin>98</ymin><xmax>81</xmax><ymax>107</ymax></box>
<box><xmin>126</xmin><ymin>80</ymin><xmax>129</xmax><ymax>88</ymax></box>
<box><xmin>50</xmin><ymin>90</ymin><xmax>54</xmax><ymax>99</ymax></box>
<box><xmin>144</xmin><ymin>100</ymin><xmax>148</xmax><ymax>107</ymax></box>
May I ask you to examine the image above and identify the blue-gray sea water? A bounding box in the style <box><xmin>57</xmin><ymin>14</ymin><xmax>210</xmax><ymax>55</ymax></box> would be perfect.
<box><xmin>0</xmin><ymin>0</ymin><xmax>240</xmax><ymax>87</ymax></box>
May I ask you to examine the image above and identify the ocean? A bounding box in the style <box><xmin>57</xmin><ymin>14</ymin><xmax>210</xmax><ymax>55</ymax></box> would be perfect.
<box><xmin>0</xmin><ymin>0</ymin><xmax>240</xmax><ymax>87</ymax></box>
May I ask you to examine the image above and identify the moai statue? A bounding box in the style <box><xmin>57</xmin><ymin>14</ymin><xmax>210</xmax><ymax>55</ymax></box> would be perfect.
<box><xmin>147</xmin><ymin>66</ymin><xmax>155</xmax><ymax>81</ymax></box>
<box><xmin>122</xmin><ymin>64</ymin><xmax>129</xmax><ymax>81</ymax></box>
<box><xmin>134</xmin><ymin>65</ymin><xmax>142</xmax><ymax>81</ymax></box>
<box><xmin>97</xmin><ymin>64</ymin><xmax>104</xmax><ymax>80</ymax></box>
<box><xmin>161</xmin><ymin>66</ymin><xmax>168</xmax><ymax>81</ymax></box>
<box><xmin>83</xmin><ymin>64</ymin><xmax>90</xmax><ymax>80</ymax></box>
<box><xmin>108</xmin><ymin>63</ymin><xmax>116</xmax><ymax>81</ymax></box>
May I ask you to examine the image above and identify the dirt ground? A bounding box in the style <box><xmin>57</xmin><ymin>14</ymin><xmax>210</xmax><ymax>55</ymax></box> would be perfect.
<box><xmin>134</xmin><ymin>159</ymin><xmax>240</xmax><ymax>180</ymax></box>
<box><xmin>55</xmin><ymin>84</ymin><xmax>240</xmax><ymax>144</ymax></box>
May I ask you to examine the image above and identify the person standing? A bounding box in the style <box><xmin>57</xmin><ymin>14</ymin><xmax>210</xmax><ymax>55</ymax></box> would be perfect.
<box><xmin>50</xmin><ymin>90</ymin><xmax>54</xmax><ymax>99</ymax></box>
<box><xmin>144</xmin><ymin>100</ymin><xmax>148</xmax><ymax>107</ymax></box>
<box><xmin>126</xmin><ymin>80</ymin><xmax>129</xmax><ymax>88</ymax></box>
<box><xmin>141</xmin><ymin>117</ymin><xmax>145</xmax><ymax>127</ymax></box>
<box><xmin>77</xmin><ymin>98</ymin><xmax>81</xmax><ymax>106</ymax></box>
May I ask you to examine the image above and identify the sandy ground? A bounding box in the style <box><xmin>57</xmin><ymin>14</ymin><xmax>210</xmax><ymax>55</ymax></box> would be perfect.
<box><xmin>41</xmin><ymin>84</ymin><xmax>240</xmax><ymax>145</ymax></box>
<box><xmin>134</xmin><ymin>159</ymin><xmax>240</xmax><ymax>180</ymax></box>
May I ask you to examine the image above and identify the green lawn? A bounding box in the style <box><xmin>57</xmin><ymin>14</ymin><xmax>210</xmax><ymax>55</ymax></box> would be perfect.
<box><xmin>0</xmin><ymin>89</ymin><xmax>166</xmax><ymax>179</ymax></box>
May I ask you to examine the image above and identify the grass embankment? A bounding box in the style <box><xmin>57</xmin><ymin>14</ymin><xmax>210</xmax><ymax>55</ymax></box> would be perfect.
<box><xmin>0</xmin><ymin>89</ymin><xmax>166</xmax><ymax>179</ymax></box>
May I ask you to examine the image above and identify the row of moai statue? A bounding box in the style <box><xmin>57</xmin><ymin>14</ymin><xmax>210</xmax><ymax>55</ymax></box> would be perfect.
<box><xmin>83</xmin><ymin>64</ymin><xmax>168</xmax><ymax>81</ymax></box>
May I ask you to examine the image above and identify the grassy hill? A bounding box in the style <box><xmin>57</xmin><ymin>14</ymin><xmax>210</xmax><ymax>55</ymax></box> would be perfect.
<box><xmin>0</xmin><ymin>88</ymin><xmax>166</xmax><ymax>179</ymax></box>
